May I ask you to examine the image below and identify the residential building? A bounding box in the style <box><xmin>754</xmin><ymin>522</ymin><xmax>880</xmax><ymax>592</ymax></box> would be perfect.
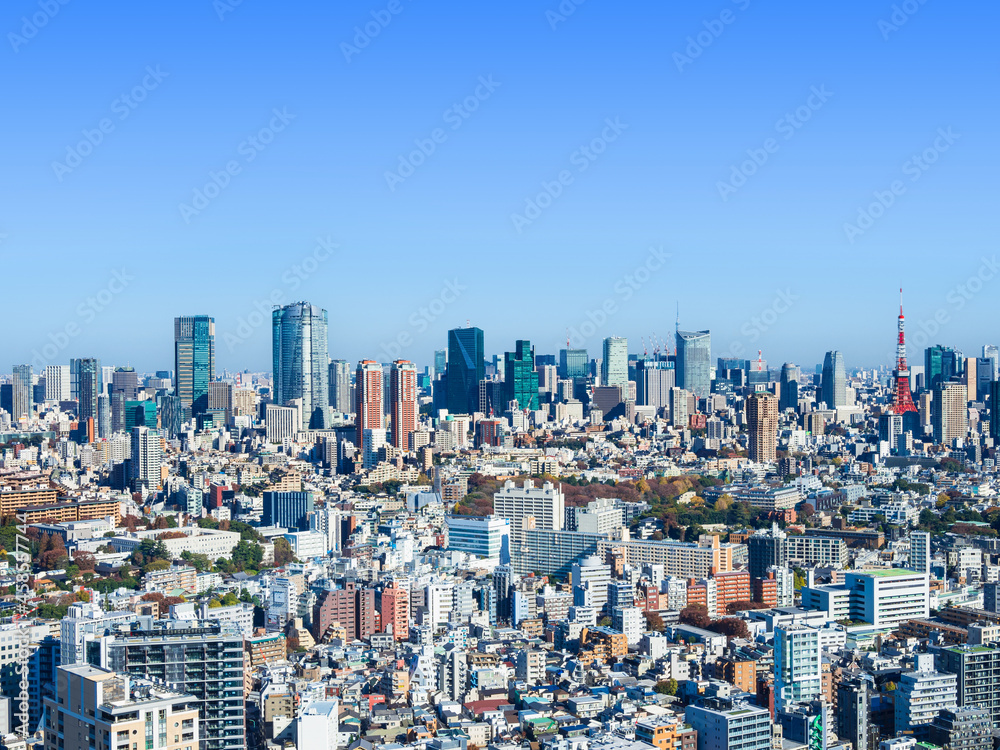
<box><xmin>746</xmin><ymin>392</ymin><xmax>778</xmax><ymax>463</ymax></box>
<box><xmin>895</xmin><ymin>653</ymin><xmax>957</xmax><ymax>733</ymax></box>
<box><xmin>390</xmin><ymin>360</ymin><xmax>417</xmax><ymax>451</ymax></box>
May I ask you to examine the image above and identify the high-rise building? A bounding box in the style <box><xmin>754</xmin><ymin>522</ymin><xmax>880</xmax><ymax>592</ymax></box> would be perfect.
<box><xmin>910</xmin><ymin>530</ymin><xmax>931</xmax><ymax>577</ymax></box>
<box><xmin>44</xmin><ymin>364</ymin><xmax>70</xmax><ymax>402</ymax></box>
<box><xmin>779</xmin><ymin>363</ymin><xmax>799</xmax><ymax>412</ymax></box>
<box><xmin>933</xmin><ymin>380</ymin><xmax>969</xmax><ymax>444</ymax></box>
<box><xmin>174</xmin><ymin>316</ymin><xmax>215</xmax><ymax>417</ymax></box>
<box><xmin>601</xmin><ymin>337</ymin><xmax>628</xmax><ymax>389</ymax></box>
<box><xmin>676</xmin><ymin>329</ymin><xmax>711</xmax><ymax>400</ymax></box>
<box><xmin>272</xmin><ymin>303</ymin><xmax>329</xmax><ymax>429</ymax></box>
<box><xmin>926</xmin><ymin>345</ymin><xmax>964</xmax><ymax>390</ymax></box>
<box><xmin>938</xmin><ymin>645</ymin><xmax>1000</xmax><ymax>729</ymax></box>
<box><xmin>493</xmin><ymin>479</ymin><xmax>565</xmax><ymax>547</ymax></box>
<box><xmin>12</xmin><ymin>364</ymin><xmax>32</xmax><ymax>422</ymax></box>
<box><xmin>991</xmin><ymin>380</ymin><xmax>1000</xmax><ymax>441</ymax></box>
<box><xmin>746</xmin><ymin>392</ymin><xmax>778</xmax><ymax>463</ymax></box>
<box><xmin>504</xmin><ymin>340</ymin><xmax>539</xmax><ymax>410</ymax></box>
<box><xmin>44</xmin><ymin>664</ymin><xmax>200</xmax><ymax>750</ymax></box>
<box><xmin>975</xmin><ymin>358</ymin><xmax>993</xmax><ymax>401</ymax></box>
<box><xmin>262</xmin><ymin>491</ymin><xmax>315</xmax><ymax>532</ymax></box>
<box><xmin>312</xmin><ymin>582</ymin><xmax>376</xmax><ymax>643</ymax></box>
<box><xmin>895</xmin><ymin>654</ymin><xmax>958</xmax><ymax>734</ymax></box>
<box><xmin>774</xmin><ymin>626</ymin><xmax>822</xmax><ymax>709</ymax></box>
<box><xmin>130</xmin><ymin>427</ymin><xmax>162</xmax><ymax>492</ymax></box>
<box><xmin>748</xmin><ymin>524</ymin><xmax>787</xmax><ymax>580</ymax></box>
<box><xmin>447</xmin><ymin>327</ymin><xmax>484</xmax><ymax>415</ymax></box>
<box><xmin>77</xmin><ymin>358</ymin><xmax>102</xmax><ymax>424</ymax></box>
<box><xmin>821</xmin><ymin>350</ymin><xmax>847</xmax><ymax>409</ymax></box>
<box><xmin>355</xmin><ymin>360</ymin><xmax>384</xmax><ymax>461</ymax></box>
<box><xmin>328</xmin><ymin>359</ymin><xmax>352</xmax><ymax>414</ymax></box>
<box><xmin>107</xmin><ymin>620</ymin><xmax>245</xmax><ymax>750</ymax></box>
<box><xmin>110</xmin><ymin>367</ymin><xmax>138</xmax><ymax>433</ymax></box>
<box><xmin>928</xmin><ymin>707</ymin><xmax>992</xmax><ymax>750</ymax></box>
<box><xmin>559</xmin><ymin>348</ymin><xmax>588</xmax><ymax>379</ymax></box>
<box><xmin>836</xmin><ymin>676</ymin><xmax>872</xmax><ymax>750</ymax></box>
<box><xmin>445</xmin><ymin>515</ymin><xmax>511</xmax><ymax>562</ymax></box>
<box><xmin>685</xmin><ymin>699</ymin><xmax>771</xmax><ymax>750</ymax></box>
<box><xmin>636</xmin><ymin>360</ymin><xmax>675</xmax><ymax>410</ymax></box>
<box><xmin>984</xmin><ymin>345</ymin><xmax>999</xmax><ymax>380</ymax></box>
<box><xmin>390</xmin><ymin>360</ymin><xmax>417</xmax><ymax>450</ymax></box>
<box><xmin>433</xmin><ymin>350</ymin><xmax>447</xmax><ymax>379</ymax></box>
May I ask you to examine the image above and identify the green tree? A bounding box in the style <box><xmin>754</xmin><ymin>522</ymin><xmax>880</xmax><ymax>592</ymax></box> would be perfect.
<box><xmin>231</xmin><ymin>541</ymin><xmax>264</xmax><ymax>571</ymax></box>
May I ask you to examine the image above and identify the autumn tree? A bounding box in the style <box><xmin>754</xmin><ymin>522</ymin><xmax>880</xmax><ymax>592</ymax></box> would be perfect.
<box><xmin>679</xmin><ymin>605</ymin><xmax>711</xmax><ymax>629</ymax></box>
<box><xmin>644</xmin><ymin>611</ymin><xmax>665</xmax><ymax>632</ymax></box>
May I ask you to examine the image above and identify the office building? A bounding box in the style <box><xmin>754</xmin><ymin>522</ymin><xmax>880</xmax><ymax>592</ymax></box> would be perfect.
<box><xmin>272</xmin><ymin>302</ymin><xmax>329</xmax><ymax>429</ymax></box>
<box><xmin>444</xmin><ymin>515</ymin><xmax>510</xmax><ymax>563</ymax></box>
<box><xmin>636</xmin><ymin>360</ymin><xmax>675</xmax><ymax>410</ymax></box>
<box><xmin>895</xmin><ymin>653</ymin><xmax>957</xmax><ymax>733</ymax></box>
<box><xmin>774</xmin><ymin>626</ymin><xmax>821</xmax><ymax>709</ymax></box>
<box><xmin>926</xmin><ymin>345</ymin><xmax>964</xmax><ymax>390</ymax></box>
<box><xmin>492</xmin><ymin>479</ymin><xmax>565</xmax><ymax>545</ymax></box>
<box><xmin>44</xmin><ymin>364</ymin><xmax>70</xmax><ymax>402</ymax></box>
<box><xmin>597</xmin><ymin>536</ymin><xmax>734</xmax><ymax>579</ymax></box>
<box><xmin>513</xmin><ymin>529</ymin><xmax>605</xmax><ymax>577</ymax></box>
<box><xmin>77</xmin><ymin>358</ymin><xmax>101</xmax><ymax>424</ymax></box>
<box><xmin>11</xmin><ymin>365</ymin><xmax>32</xmax><ymax>422</ymax></box>
<box><xmin>676</xmin><ymin>329</ymin><xmax>711</xmax><ymax>400</ymax></box>
<box><xmin>821</xmin><ymin>350</ymin><xmax>847</xmax><ymax>409</ymax></box>
<box><xmin>264</xmin><ymin>404</ymin><xmax>299</xmax><ymax>443</ymax></box>
<box><xmin>390</xmin><ymin>360</ymin><xmax>417</xmax><ymax>451</ymax></box>
<box><xmin>836</xmin><ymin>675</ymin><xmax>871</xmax><ymax>750</ymax></box>
<box><xmin>447</xmin><ymin>326</ymin><xmax>484</xmax><ymax>415</ymax></box>
<box><xmin>328</xmin><ymin>359</ymin><xmax>352</xmax><ymax>414</ymax></box>
<box><xmin>933</xmin><ymin>380</ymin><xmax>969</xmax><ymax>444</ymax></box>
<box><xmin>779</xmin><ymin>363</ymin><xmax>799</xmax><ymax>411</ymax></box>
<box><xmin>748</xmin><ymin>524</ymin><xmax>787</xmax><ymax>580</ymax></box>
<box><xmin>504</xmin><ymin>340</ymin><xmax>539</xmax><ymax>410</ymax></box>
<box><xmin>746</xmin><ymin>391</ymin><xmax>778</xmax><ymax>463</ymax></box>
<box><xmin>601</xmin><ymin>337</ymin><xmax>628</xmax><ymax>389</ymax></box>
<box><xmin>938</xmin><ymin>645</ymin><xmax>1000</xmax><ymax>729</ymax></box>
<box><xmin>802</xmin><ymin>569</ymin><xmax>928</xmax><ymax>628</ymax></box>
<box><xmin>685</xmin><ymin>700</ymin><xmax>771</xmax><ymax>750</ymax></box>
<box><xmin>355</xmin><ymin>360</ymin><xmax>384</xmax><ymax>462</ymax></box>
<box><xmin>262</xmin><ymin>491</ymin><xmax>314</xmax><ymax>532</ymax></box>
<box><xmin>559</xmin><ymin>348</ymin><xmax>588</xmax><ymax>379</ymax></box>
<box><xmin>174</xmin><ymin>316</ymin><xmax>215</xmax><ymax>417</ymax></box>
<box><xmin>107</xmin><ymin>620</ymin><xmax>245</xmax><ymax>750</ymax></box>
<box><xmin>991</xmin><ymin>380</ymin><xmax>1000</xmax><ymax>441</ymax></box>
<box><xmin>44</xmin><ymin>664</ymin><xmax>200</xmax><ymax>750</ymax></box>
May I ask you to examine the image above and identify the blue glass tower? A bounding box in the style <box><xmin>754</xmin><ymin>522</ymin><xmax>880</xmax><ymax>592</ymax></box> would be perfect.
<box><xmin>447</xmin><ymin>326</ymin><xmax>484</xmax><ymax>415</ymax></box>
<box><xmin>174</xmin><ymin>316</ymin><xmax>215</xmax><ymax>417</ymax></box>
<box><xmin>272</xmin><ymin>302</ymin><xmax>329</xmax><ymax>429</ymax></box>
<box><xmin>676</xmin><ymin>329</ymin><xmax>711</xmax><ymax>400</ymax></box>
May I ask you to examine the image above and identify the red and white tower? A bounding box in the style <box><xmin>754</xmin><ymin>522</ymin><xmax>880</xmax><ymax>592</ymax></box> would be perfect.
<box><xmin>891</xmin><ymin>288</ymin><xmax>917</xmax><ymax>414</ymax></box>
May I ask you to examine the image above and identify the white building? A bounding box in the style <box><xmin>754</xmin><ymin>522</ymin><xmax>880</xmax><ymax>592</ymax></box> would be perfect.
<box><xmin>284</xmin><ymin>531</ymin><xmax>327</xmax><ymax>560</ymax></box>
<box><xmin>801</xmin><ymin>568</ymin><xmax>928</xmax><ymax>628</ymax></box>
<box><xmin>296</xmin><ymin>699</ymin><xmax>339</xmax><ymax>750</ymax></box>
<box><xmin>572</xmin><ymin>556</ymin><xmax>612</xmax><ymax>613</ymax></box>
<box><xmin>774</xmin><ymin>626</ymin><xmax>821</xmax><ymax>709</ymax></box>
<box><xmin>895</xmin><ymin>653</ymin><xmax>957</xmax><ymax>733</ymax></box>
<box><xmin>612</xmin><ymin>606</ymin><xmax>643</xmax><ymax>645</ymax></box>
<box><xmin>493</xmin><ymin>479</ymin><xmax>565</xmax><ymax>545</ymax></box>
<box><xmin>44</xmin><ymin>365</ymin><xmax>70</xmax><ymax>402</ymax></box>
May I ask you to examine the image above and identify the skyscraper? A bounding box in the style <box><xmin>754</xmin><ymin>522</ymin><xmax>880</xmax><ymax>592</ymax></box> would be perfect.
<box><xmin>174</xmin><ymin>316</ymin><xmax>215</xmax><ymax>417</ymax></box>
<box><xmin>77</xmin><ymin>358</ymin><xmax>101</xmax><ymax>424</ymax></box>
<box><xmin>390</xmin><ymin>360</ymin><xmax>417</xmax><ymax>450</ymax></box>
<box><xmin>910</xmin><ymin>530</ymin><xmax>931</xmax><ymax>577</ymax></box>
<box><xmin>983</xmin><ymin>345</ymin><xmax>999</xmax><ymax>380</ymax></box>
<box><xmin>933</xmin><ymin>380</ymin><xmax>968</xmax><ymax>445</ymax></box>
<box><xmin>925</xmin><ymin>345</ymin><xmax>964</xmax><ymax>390</ymax></box>
<box><xmin>328</xmin><ymin>359</ymin><xmax>352</xmax><ymax>414</ymax></box>
<box><xmin>746</xmin><ymin>392</ymin><xmax>778</xmax><ymax>463</ymax></box>
<box><xmin>272</xmin><ymin>303</ymin><xmax>329</xmax><ymax>429</ymax></box>
<box><xmin>44</xmin><ymin>364</ymin><xmax>70</xmax><ymax>402</ymax></box>
<box><xmin>990</xmin><ymin>381</ymin><xmax>1000</xmax><ymax>441</ymax></box>
<box><xmin>779</xmin><ymin>363</ymin><xmax>799</xmax><ymax>412</ymax></box>
<box><xmin>559</xmin><ymin>348</ymin><xmax>588</xmax><ymax>379</ymax></box>
<box><xmin>111</xmin><ymin>366</ymin><xmax>138</xmax><ymax>433</ymax></box>
<box><xmin>601</xmin><ymin>337</ymin><xmax>628</xmax><ymax>389</ymax></box>
<box><xmin>676</xmin><ymin>329</ymin><xmax>711</xmax><ymax>400</ymax></box>
<box><xmin>821</xmin><ymin>350</ymin><xmax>846</xmax><ymax>409</ymax></box>
<box><xmin>774</xmin><ymin>626</ymin><xmax>822</xmax><ymax>709</ymax></box>
<box><xmin>504</xmin><ymin>340</ymin><xmax>539</xmax><ymax>410</ymax></box>
<box><xmin>130</xmin><ymin>426</ymin><xmax>162</xmax><ymax>492</ymax></box>
<box><xmin>356</xmin><ymin>361</ymin><xmax>384</xmax><ymax>459</ymax></box>
<box><xmin>11</xmin><ymin>365</ymin><xmax>32</xmax><ymax>422</ymax></box>
<box><xmin>447</xmin><ymin>327</ymin><xmax>484</xmax><ymax>415</ymax></box>
<box><xmin>434</xmin><ymin>350</ymin><xmax>447</xmax><ymax>379</ymax></box>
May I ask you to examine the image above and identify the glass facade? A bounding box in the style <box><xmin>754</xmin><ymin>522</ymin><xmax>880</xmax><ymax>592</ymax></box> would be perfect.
<box><xmin>821</xmin><ymin>350</ymin><xmax>846</xmax><ymax>409</ymax></box>
<box><xmin>602</xmin><ymin>337</ymin><xmax>628</xmax><ymax>389</ymax></box>
<box><xmin>447</xmin><ymin>327</ymin><xmax>484</xmax><ymax>415</ymax></box>
<box><xmin>676</xmin><ymin>330</ymin><xmax>711</xmax><ymax>399</ymax></box>
<box><xmin>559</xmin><ymin>348</ymin><xmax>588</xmax><ymax>379</ymax></box>
<box><xmin>77</xmin><ymin>358</ymin><xmax>102</xmax><ymax>423</ymax></box>
<box><xmin>174</xmin><ymin>316</ymin><xmax>216</xmax><ymax>417</ymax></box>
<box><xmin>504</xmin><ymin>339</ymin><xmax>539</xmax><ymax>410</ymax></box>
<box><xmin>272</xmin><ymin>302</ymin><xmax>329</xmax><ymax>429</ymax></box>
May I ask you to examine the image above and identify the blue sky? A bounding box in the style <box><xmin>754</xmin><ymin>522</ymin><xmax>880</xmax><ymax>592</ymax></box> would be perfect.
<box><xmin>2</xmin><ymin>0</ymin><xmax>997</xmax><ymax>375</ymax></box>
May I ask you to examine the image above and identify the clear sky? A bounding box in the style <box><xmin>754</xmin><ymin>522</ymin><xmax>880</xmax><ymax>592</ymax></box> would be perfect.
<box><xmin>3</xmin><ymin>0</ymin><xmax>997</xmax><ymax>375</ymax></box>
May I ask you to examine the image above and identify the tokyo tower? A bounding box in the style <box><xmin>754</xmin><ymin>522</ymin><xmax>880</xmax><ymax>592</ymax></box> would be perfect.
<box><xmin>891</xmin><ymin>288</ymin><xmax>918</xmax><ymax>414</ymax></box>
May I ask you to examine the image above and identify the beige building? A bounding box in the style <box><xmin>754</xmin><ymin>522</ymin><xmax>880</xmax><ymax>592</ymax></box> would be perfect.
<box><xmin>597</xmin><ymin>534</ymin><xmax>735</xmax><ymax>578</ymax></box>
<box><xmin>45</xmin><ymin>664</ymin><xmax>198</xmax><ymax>750</ymax></box>
<box><xmin>747</xmin><ymin>392</ymin><xmax>778</xmax><ymax>463</ymax></box>
<box><xmin>933</xmin><ymin>381</ymin><xmax>968</xmax><ymax>445</ymax></box>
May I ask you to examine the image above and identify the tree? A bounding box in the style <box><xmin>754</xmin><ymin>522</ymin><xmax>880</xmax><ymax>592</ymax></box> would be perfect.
<box><xmin>654</xmin><ymin>678</ymin><xmax>678</xmax><ymax>695</ymax></box>
<box><xmin>231</xmin><ymin>540</ymin><xmax>264</xmax><ymax>572</ymax></box>
<box><xmin>644</xmin><ymin>611</ymin><xmax>665</xmax><ymax>632</ymax></box>
<box><xmin>726</xmin><ymin>600</ymin><xmax>767</xmax><ymax>615</ymax></box>
<box><xmin>708</xmin><ymin>618</ymin><xmax>750</xmax><ymax>639</ymax></box>
<box><xmin>272</xmin><ymin>537</ymin><xmax>295</xmax><ymax>567</ymax></box>
<box><xmin>679</xmin><ymin>605</ymin><xmax>711</xmax><ymax>629</ymax></box>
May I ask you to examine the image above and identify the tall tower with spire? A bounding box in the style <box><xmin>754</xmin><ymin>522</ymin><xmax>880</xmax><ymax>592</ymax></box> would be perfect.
<box><xmin>891</xmin><ymin>288</ymin><xmax>917</xmax><ymax>414</ymax></box>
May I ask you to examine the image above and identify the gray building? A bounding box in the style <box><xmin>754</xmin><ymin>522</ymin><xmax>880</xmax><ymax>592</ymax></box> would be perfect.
<box><xmin>821</xmin><ymin>350</ymin><xmax>847</xmax><ymax>409</ymax></box>
<box><xmin>676</xmin><ymin>329</ymin><xmax>711</xmax><ymax>400</ymax></box>
<box><xmin>272</xmin><ymin>302</ymin><xmax>329</xmax><ymax>429</ymax></box>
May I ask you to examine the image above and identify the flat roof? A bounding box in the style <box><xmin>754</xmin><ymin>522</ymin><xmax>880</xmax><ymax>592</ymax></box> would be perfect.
<box><xmin>857</xmin><ymin>568</ymin><xmax>923</xmax><ymax>577</ymax></box>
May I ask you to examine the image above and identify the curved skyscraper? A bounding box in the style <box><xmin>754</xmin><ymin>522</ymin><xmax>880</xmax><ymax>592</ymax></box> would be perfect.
<box><xmin>676</xmin><ymin>329</ymin><xmax>711</xmax><ymax>400</ymax></box>
<box><xmin>821</xmin><ymin>350</ymin><xmax>847</xmax><ymax>409</ymax></box>
<box><xmin>779</xmin><ymin>363</ymin><xmax>799</xmax><ymax>412</ymax></box>
<box><xmin>272</xmin><ymin>302</ymin><xmax>329</xmax><ymax>429</ymax></box>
